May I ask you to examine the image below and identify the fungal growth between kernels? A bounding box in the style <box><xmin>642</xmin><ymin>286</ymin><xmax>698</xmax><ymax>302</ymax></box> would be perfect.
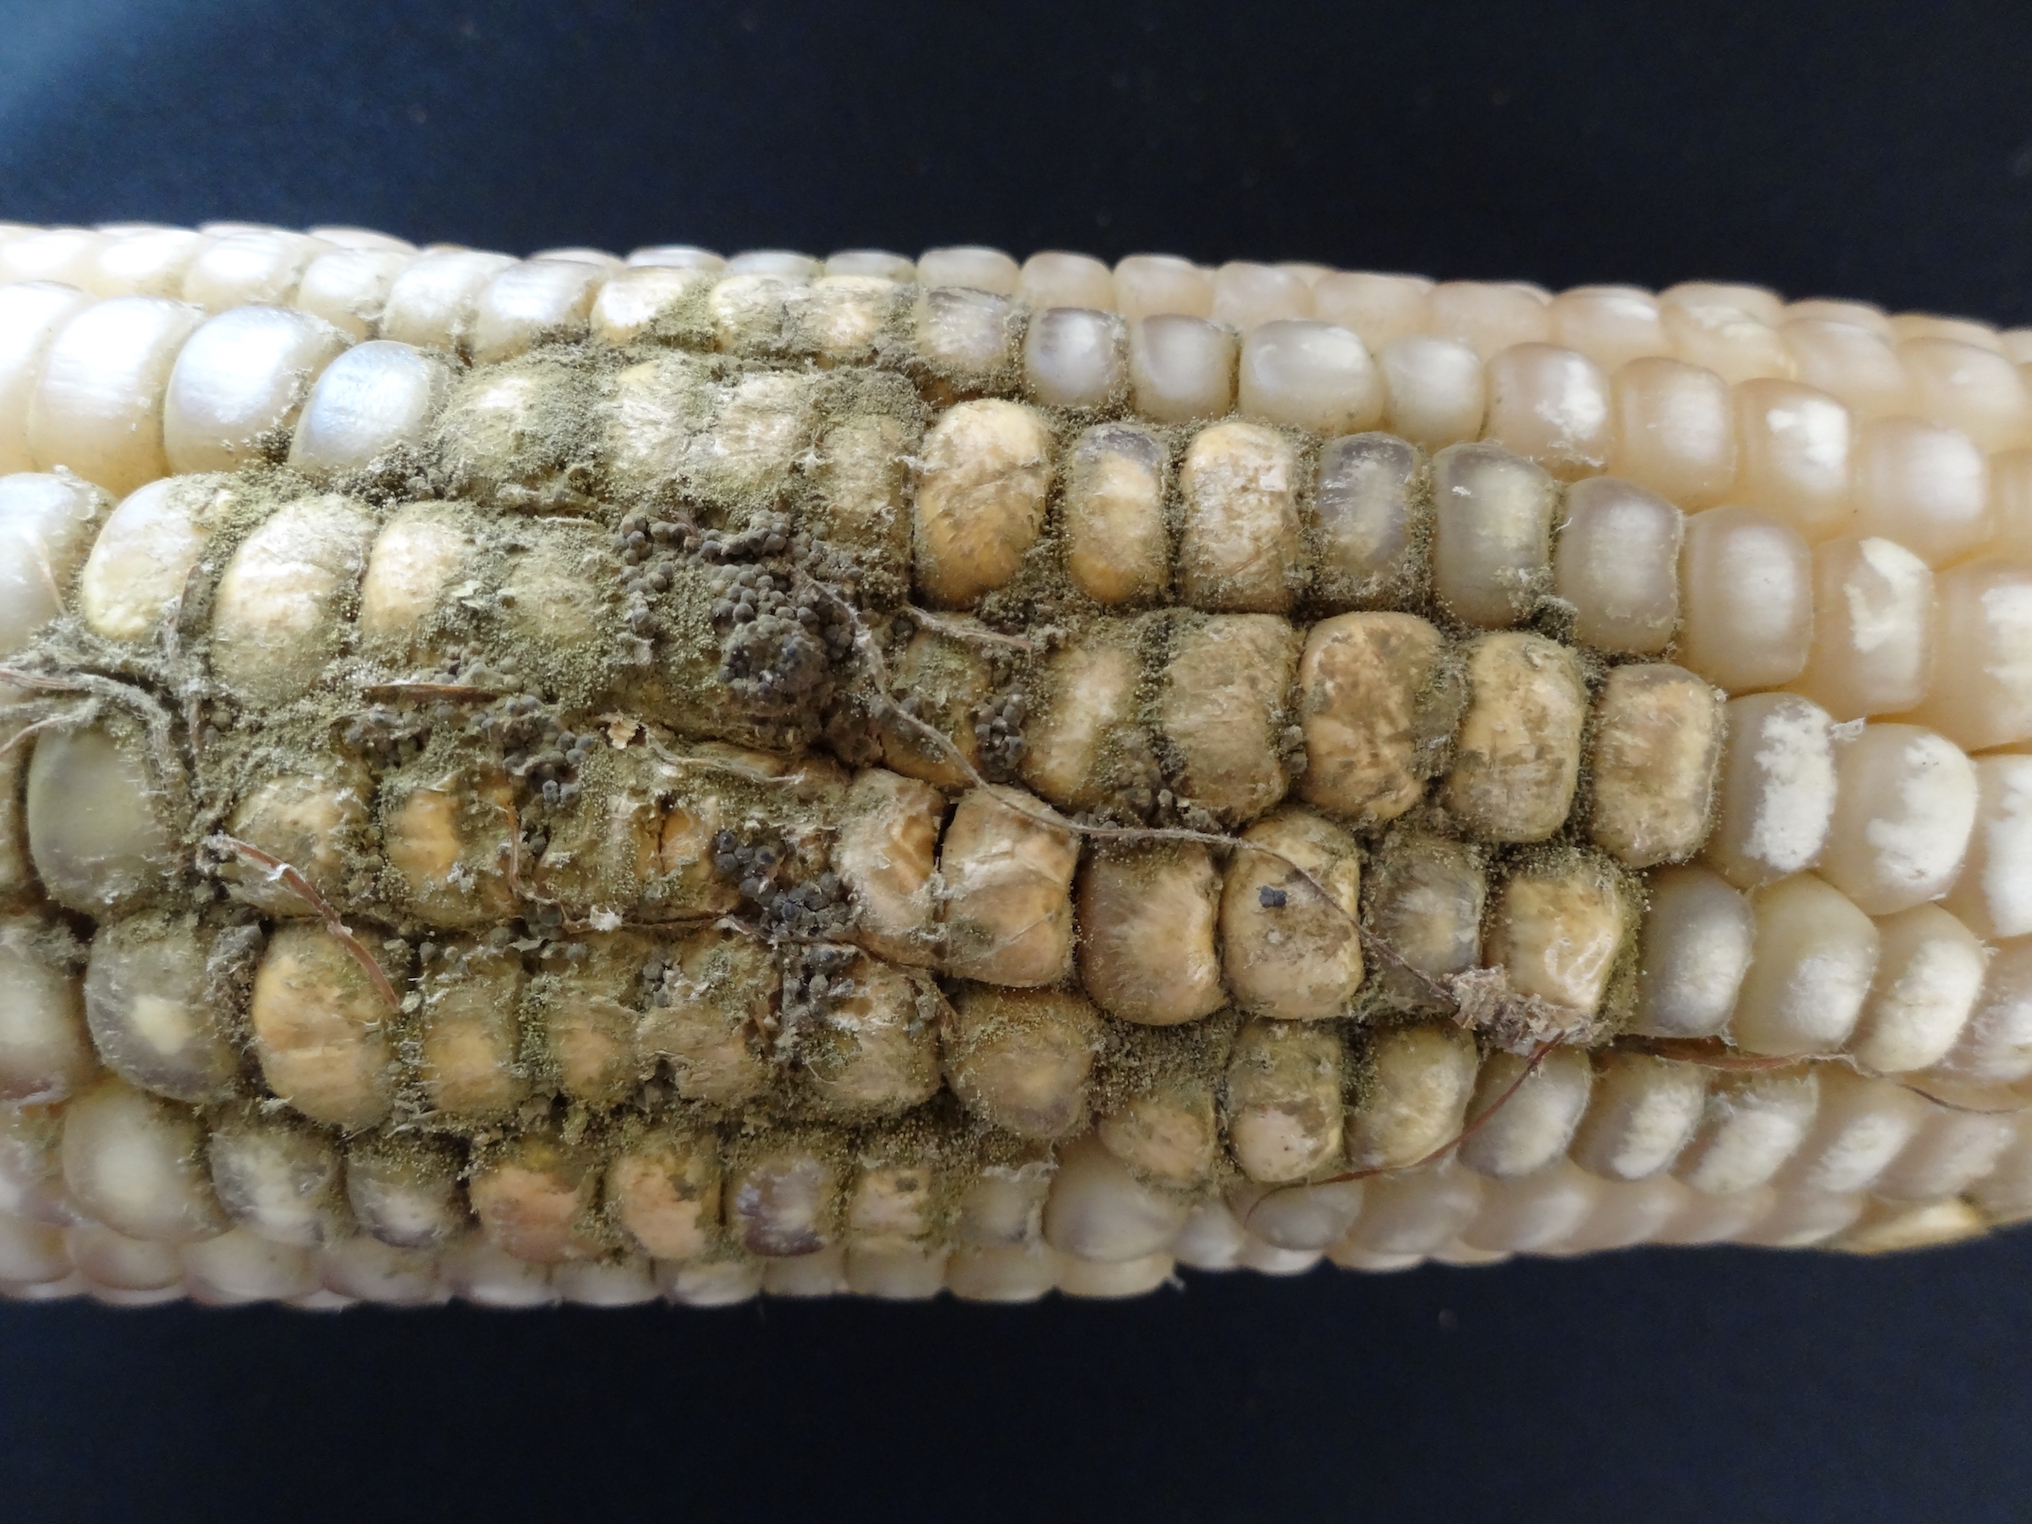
<box><xmin>1</xmin><ymin>220</ymin><xmax>2031</xmax><ymax>1307</ymax></box>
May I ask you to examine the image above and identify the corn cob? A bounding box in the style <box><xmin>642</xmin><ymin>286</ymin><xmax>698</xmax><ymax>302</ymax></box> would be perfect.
<box><xmin>3</xmin><ymin>222</ymin><xmax>2032</xmax><ymax>1310</ymax></box>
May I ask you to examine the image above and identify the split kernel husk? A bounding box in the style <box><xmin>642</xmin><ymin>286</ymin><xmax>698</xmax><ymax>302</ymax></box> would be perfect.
<box><xmin>1</xmin><ymin>219</ymin><xmax>2030</xmax><ymax>1306</ymax></box>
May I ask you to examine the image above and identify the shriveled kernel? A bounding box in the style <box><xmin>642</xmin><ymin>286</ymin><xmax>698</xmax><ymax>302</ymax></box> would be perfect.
<box><xmin>1675</xmin><ymin>505</ymin><xmax>1814</xmax><ymax>693</ymax></box>
<box><xmin>636</xmin><ymin>927</ymin><xmax>775</xmax><ymax>1105</ymax></box>
<box><xmin>607</xmin><ymin>1131</ymin><xmax>721</xmax><ymax>1263</ymax></box>
<box><xmin>416</xmin><ymin>942</ymin><xmax>528</xmax><ymax>1122</ymax></box>
<box><xmin>1219</xmin><ymin>807</ymin><xmax>1363</xmax><ymax>1021</ymax></box>
<box><xmin>248</xmin><ymin>924</ymin><xmax>398</xmax><ymax>1130</ymax></box>
<box><xmin>1237</xmin><ymin>320</ymin><xmax>1382</xmax><ymax>435</ymax></box>
<box><xmin>1378</xmin><ymin>335</ymin><xmax>1487</xmax><ymax>451</ymax></box>
<box><xmin>0</xmin><ymin>918</ymin><xmax>92</xmax><ymax>1105</ymax></box>
<box><xmin>1442</xmin><ymin>632</ymin><xmax>1587</xmax><ymax>843</ymax></box>
<box><xmin>1675</xmin><ymin>1068</ymin><xmax>1820</xmax><ymax>1194</ymax></box>
<box><xmin>469</xmin><ymin>1137</ymin><xmax>602</xmax><ymax>1264</ymax></box>
<box><xmin>83</xmin><ymin>913</ymin><xmax>245</xmax><ymax>1104</ymax></box>
<box><xmin>1017</xmin><ymin>631</ymin><xmax>1142</xmax><ymax>818</ymax></box>
<box><xmin>1062</xmin><ymin>424</ymin><xmax>1169</xmax><ymax>605</ymax></box>
<box><xmin>1905</xmin><ymin>560</ymin><xmax>2032</xmax><ymax>752</ymax></box>
<box><xmin>876</xmin><ymin>625</ymin><xmax>994</xmax><ymax>790</ymax></box>
<box><xmin>1022</xmin><ymin>307</ymin><xmax>1125</xmax><ymax>409</ymax></box>
<box><xmin>208</xmin><ymin>493</ymin><xmax>376</xmax><ymax>705</ymax></box>
<box><xmin>1295</xmin><ymin>611</ymin><xmax>1450</xmax><ymax>826</ymax></box>
<box><xmin>161</xmin><ymin>306</ymin><xmax>348</xmax><ymax>473</ymax></box>
<box><xmin>1944</xmin><ymin>755</ymin><xmax>2032</xmax><ymax>940</ymax></box>
<box><xmin>1429</xmin><ymin>442</ymin><xmax>1557</xmax><ymax>629</ymax></box>
<box><xmin>1487</xmin><ymin>854</ymin><xmax>1631</xmax><ymax>1024</ymax></box>
<box><xmin>1631</xmin><ymin>866</ymin><xmax>1756</xmax><ymax>1039</ymax></box>
<box><xmin>1097</xmin><ymin>1078</ymin><xmax>1220</xmax><ymax>1185</ymax></box>
<box><xmin>937</xmin><ymin>785</ymin><xmax>1079</xmax><ymax>987</ymax></box>
<box><xmin>1309</xmin><ymin>432</ymin><xmax>1424</xmax><ymax>610</ymax></box>
<box><xmin>912</xmin><ymin>286</ymin><xmax>1015</xmax><ymax>388</ymax></box>
<box><xmin>1482</xmin><ymin>343</ymin><xmax>1612</xmax><ymax>480</ymax></box>
<box><xmin>1727</xmin><ymin>874</ymin><xmax>1879</xmax><ymax>1056</ymax></box>
<box><xmin>1113</xmin><ymin>255</ymin><xmax>1214</xmax><ymax>321</ymax></box>
<box><xmin>1569</xmin><ymin>1053</ymin><xmax>1708</xmax><ymax>1181</ymax></box>
<box><xmin>1850</xmin><ymin>416</ymin><xmax>1990</xmax><ymax>567</ymax></box>
<box><xmin>912</xmin><ymin>398</ymin><xmax>1054</xmax><ymax>608</ymax></box>
<box><xmin>1158</xmin><ymin>614</ymin><xmax>1299</xmax><ymax>823</ymax></box>
<box><xmin>1456</xmin><ymin>1046</ymin><xmax>1593</xmax><ymax>1179</ymax></box>
<box><xmin>1607</xmin><ymin>356</ymin><xmax>1736</xmax><ymax>509</ymax></box>
<box><xmin>1818</xmin><ymin>724</ymin><xmax>1977</xmax><ymax>916</ymax></box>
<box><xmin>26</xmin><ymin>719</ymin><xmax>180</xmax><ymax>917</ymax></box>
<box><xmin>60</xmin><ymin>1075</ymin><xmax>227</xmax><ymax>1243</ymax></box>
<box><xmin>944</xmin><ymin>984</ymin><xmax>1102</xmax><ymax>1140</ymax></box>
<box><xmin>1078</xmin><ymin>843</ymin><xmax>1225</xmax><ymax>1026</ymax></box>
<box><xmin>834</xmin><ymin>769</ymin><xmax>945</xmax><ymax>967</ymax></box>
<box><xmin>1550</xmin><ymin>476</ymin><xmax>1683</xmax><ymax>655</ymax></box>
<box><xmin>1847</xmin><ymin>904</ymin><xmax>1987</xmax><ymax>1074</ymax></box>
<box><xmin>1176</xmin><ymin>421</ymin><xmax>1302</xmax><ymax>613</ymax></box>
<box><xmin>1586</xmin><ymin>664</ymin><xmax>1724</xmax><ymax>867</ymax></box>
<box><xmin>1361</xmin><ymin>833</ymin><xmax>1487</xmax><ymax>1004</ymax></box>
<box><xmin>1223</xmin><ymin>1019</ymin><xmax>1344</xmax><ymax>1183</ymax></box>
<box><xmin>726</xmin><ymin>1143</ymin><xmax>842</xmax><ymax>1258</ymax></box>
<box><xmin>1343</xmin><ymin>1024</ymin><xmax>1478</xmax><ymax>1171</ymax></box>
<box><xmin>207</xmin><ymin>1110</ymin><xmax>345</xmax><ymax>1247</ymax></box>
<box><xmin>345</xmin><ymin>1137</ymin><xmax>469</xmax><ymax>1250</ymax></box>
<box><xmin>1128</xmin><ymin>315</ymin><xmax>1236</xmax><ymax>423</ymax></box>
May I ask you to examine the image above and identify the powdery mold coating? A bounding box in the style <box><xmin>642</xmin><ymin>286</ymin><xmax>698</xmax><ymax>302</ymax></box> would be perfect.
<box><xmin>2</xmin><ymin>220</ymin><xmax>2031</xmax><ymax>1304</ymax></box>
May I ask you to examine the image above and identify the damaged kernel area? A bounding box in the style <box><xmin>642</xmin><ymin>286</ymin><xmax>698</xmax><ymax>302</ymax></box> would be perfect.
<box><xmin>2</xmin><ymin>224</ymin><xmax>2032</xmax><ymax>1306</ymax></box>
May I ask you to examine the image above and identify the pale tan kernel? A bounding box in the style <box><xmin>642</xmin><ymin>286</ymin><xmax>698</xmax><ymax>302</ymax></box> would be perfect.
<box><xmin>1778</xmin><ymin>317</ymin><xmax>1910</xmax><ymax>421</ymax></box>
<box><xmin>1482</xmin><ymin>343</ymin><xmax>1612</xmax><ymax>480</ymax></box>
<box><xmin>1294</xmin><ymin>611</ymin><xmax>1450</xmax><ymax>825</ymax></box>
<box><xmin>1343</xmin><ymin>1159</ymin><xmax>1485</xmax><ymax>1257</ymax></box>
<box><xmin>607</xmin><ymin>1132</ymin><xmax>721</xmax><ymax>1263</ymax></box>
<box><xmin>1983</xmin><ymin>449</ymin><xmax>2032</xmax><ymax>561</ymax></box>
<box><xmin>1943</xmin><ymin>754</ymin><xmax>2032</xmax><ymax>940</ymax></box>
<box><xmin>1379</xmin><ymin>334</ymin><xmax>1487</xmax><ymax>452</ymax></box>
<box><xmin>1548</xmin><ymin>286</ymin><xmax>1669</xmax><ymax>372</ymax></box>
<box><xmin>834</xmin><ymin>769</ymin><xmax>945</xmax><ymax>967</ymax></box>
<box><xmin>1874</xmin><ymin>1105</ymin><xmax>2016</xmax><ymax>1205</ymax></box>
<box><xmin>1309</xmin><ymin>431</ymin><xmax>1424</xmax><ymax>610</ymax></box>
<box><xmin>29</xmin><ymin>296</ymin><xmax>205</xmax><ymax>495</ymax></box>
<box><xmin>1819</xmin><ymin>724</ymin><xmax>1977</xmax><ymax>916</ymax></box>
<box><xmin>1062</xmin><ymin>423</ymin><xmax>1169</xmax><ymax>605</ymax></box>
<box><xmin>1568</xmin><ymin>1052</ymin><xmax>1707</xmax><ymax>1181</ymax></box>
<box><xmin>1456</xmin><ymin>1045</ymin><xmax>1593</xmax><ymax>1179</ymax></box>
<box><xmin>876</xmin><ymin>624</ymin><xmax>994</xmax><ymax>791</ymax></box>
<box><xmin>1429</xmin><ymin>441</ymin><xmax>1557</xmax><ymax>628</ymax></box>
<box><xmin>60</xmin><ymin>1076</ymin><xmax>228</xmax><ymax>1247</ymax></box>
<box><xmin>1223</xmin><ymin>1018</ymin><xmax>1344</xmax><ymax>1183</ymax></box>
<box><xmin>181</xmin><ymin>229</ymin><xmax>326</xmax><ymax>311</ymax></box>
<box><xmin>1019</xmin><ymin>627</ymin><xmax>1144</xmax><ymax>814</ymax></box>
<box><xmin>1128</xmin><ymin>315</ymin><xmax>1236</xmax><ymax>424</ymax></box>
<box><xmin>957</xmin><ymin>1153</ymin><xmax>1053</xmax><ymax>1246</ymax></box>
<box><xmin>919</xmin><ymin>246</ymin><xmax>1018</xmax><ymax>294</ymax></box>
<box><xmin>75</xmin><ymin>474</ymin><xmax>237</xmax><ymax>641</ymax></box>
<box><xmin>1933</xmin><ymin>938</ymin><xmax>2032</xmax><ymax>1086</ymax></box>
<box><xmin>911</xmin><ymin>398</ymin><xmax>1054</xmax><ymax>608</ymax></box>
<box><xmin>799</xmin><ymin>956</ymin><xmax>941</xmax><ymax>1116</ymax></box>
<box><xmin>937</xmin><ymin>785</ymin><xmax>1079</xmax><ymax>987</ymax></box>
<box><xmin>380</xmin><ymin>761</ymin><xmax>519</xmax><ymax>928</ymax></box>
<box><xmin>1312</xmin><ymin>271</ymin><xmax>1432</xmax><ymax>352</ymax></box>
<box><xmin>1176</xmin><ymin>420</ymin><xmax>1302</xmax><ymax>613</ymax></box>
<box><xmin>207</xmin><ymin>1110</ymin><xmax>345</xmax><ymax>1248</ymax></box>
<box><xmin>1630</xmin><ymin>865</ymin><xmax>1755</xmax><ymax>1039</ymax></box>
<box><xmin>1727</xmin><ymin>378</ymin><xmax>1855</xmax><ymax>543</ymax></box>
<box><xmin>1551</xmin><ymin>475</ymin><xmax>1683</xmax><ymax>655</ymax></box>
<box><xmin>799</xmin><ymin>276</ymin><xmax>904</xmax><ymax>366</ymax></box>
<box><xmin>208</xmin><ymin>493</ymin><xmax>377</xmax><ymax>707</ymax></box>
<box><xmin>820</xmin><ymin>250</ymin><xmax>907</xmax><ymax>280</ymax></box>
<box><xmin>846</xmin><ymin>1158</ymin><xmax>940</xmax><ymax>1252</ymax></box>
<box><xmin>1786</xmin><ymin>298</ymin><xmax>1889</xmax><ymax>334</ymax></box>
<box><xmin>1486</xmin><ymin>854</ymin><xmax>1631</xmax><ymax>1022</ymax></box>
<box><xmin>1704</xmin><ymin>691</ymin><xmax>1837</xmax><ymax>888</ymax></box>
<box><xmin>588</xmin><ymin>264</ymin><xmax>712</xmax><ymax>345</ymax></box>
<box><xmin>1442</xmin><ymin>631</ymin><xmax>1587</xmax><ymax>844</ymax></box>
<box><xmin>526</xmin><ymin>747</ymin><xmax>673</xmax><ymax>924</ymax></box>
<box><xmin>1775</xmin><ymin>1067</ymin><xmax>1927</xmax><ymax>1197</ymax></box>
<box><xmin>25</xmin><ymin>717</ymin><xmax>180</xmax><ymax>918</ymax></box>
<box><xmin>248</xmin><ymin>923</ymin><xmax>398</xmax><ymax>1131</ymax></box>
<box><xmin>1676</xmin><ymin>505</ymin><xmax>1813</xmax><ymax>693</ymax></box>
<box><xmin>1662</xmin><ymin>300</ymin><xmax>1794</xmax><ymax>384</ymax></box>
<box><xmin>1097</xmin><ymin>1079</ymin><xmax>1220</xmax><ymax>1186</ymax></box>
<box><xmin>1607</xmin><ymin>356</ymin><xmax>1736</xmax><ymax>509</ymax></box>
<box><xmin>708</xmin><ymin>271</ymin><xmax>798</xmax><ymax>353</ymax></box>
<box><xmin>1022</xmin><ymin>307</ymin><xmax>1125</xmax><ymax>409</ymax></box>
<box><xmin>1905</xmin><ymin>560</ymin><xmax>2032</xmax><ymax>752</ymax></box>
<box><xmin>414</xmin><ymin>943</ymin><xmax>527</xmax><ymax>1122</ymax></box>
<box><xmin>1058</xmin><ymin>1251</ymin><xmax>1174</xmax><ymax>1298</ymax></box>
<box><xmin>0</xmin><ymin>283</ymin><xmax>95</xmax><ymax>474</ymax></box>
<box><xmin>814</xmin><ymin>412</ymin><xmax>915</xmax><ymax>595</ymax></box>
<box><xmin>1343</xmin><ymin>1024</ymin><xmax>1479</xmax><ymax>1171</ymax></box>
<box><xmin>357</xmin><ymin>502</ymin><xmax>477</xmax><ymax>651</ymax></box>
<box><xmin>222</xmin><ymin>759</ymin><xmax>372</xmax><ymax>918</ymax></box>
<box><xmin>470</xmin><ymin>1137</ymin><xmax>602</xmax><ymax>1264</ymax></box>
<box><xmin>1361</xmin><ymin>831</ymin><xmax>1487</xmax><ymax>1003</ymax></box>
<box><xmin>1586</xmin><ymin>664</ymin><xmax>1724</xmax><ymax>867</ymax></box>
<box><xmin>1427</xmin><ymin>280</ymin><xmax>1550</xmax><ymax>360</ymax></box>
<box><xmin>1113</xmin><ymin>254</ymin><xmax>1214</xmax><ymax>321</ymax></box>
<box><xmin>636</xmin><ymin>927</ymin><xmax>775</xmax><ymax>1105</ymax></box>
<box><xmin>1042</xmin><ymin>1133</ymin><xmax>1189</xmax><ymax>1263</ymax></box>
<box><xmin>0</xmin><ymin>472</ymin><xmax>110</xmax><ymax>660</ymax></box>
<box><xmin>913</xmin><ymin>286</ymin><xmax>1016</xmax><ymax>390</ymax></box>
<box><xmin>1898</xmin><ymin>336</ymin><xmax>2032</xmax><ymax>451</ymax></box>
<box><xmin>1847</xmin><ymin>904</ymin><xmax>1987</xmax><ymax>1074</ymax></box>
<box><xmin>1018</xmin><ymin>251</ymin><xmax>1115</xmax><ymax>311</ymax></box>
<box><xmin>1675</xmin><ymin>1069</ymin><xmax>1820</xmax><ymax>1194</ymax></box>
<box><xmin>1230</xmin><ymin>1176</ymin><xmax>1365</xmax><ymax>1252</ymax></box>
<box><xmin>0</xmin><ymin>725</ymin><xmax>33</xmax><ymax>906</ymax></box>
<box><xmin>1727</xmin><ymin>874</ymin><xmax>1879</xmax><ymax>1055</ymax></box>
<box><xmin>1157</xmin><ymin>614</ymin><xmax>1299</xmax><ymax>823</ymax></box>
<box><xmin>65</xmin><ymin>1222</ymin><xmax>181</xmax><ymax>1294</ymax></box>
<box><xmin>726</xmin><ymin>1142</ymin><xmax>843</xmax><ymax>1258</ymax></box>
<box><xmin>1077</xmin><ymin>843</ymin><xmax>1225</xmax><ymax>1026</ymax></box>
<box><xmin>943</xmin><ymin>984</ymin><xmax>1102</xmax><ymax>1139</ymax></box>
<box><xmin>344</xmin><ymin>1138</ymin><xmax>468</xmax><ymax>1250</ymax></box>
<box><xmin>536</xmin><ymin>931</ymin><xmax>649</xmax><ymax>1108</ymax></box>
<box><xmin>1850</xmin><ymin>415</ymin><xmax>1990</xmax><ymax>567</ymax></box>
<box><xmin>1219</xmin><ymin>807</ymin><xmax>1363</xmax><ymax>1021</ymax></box>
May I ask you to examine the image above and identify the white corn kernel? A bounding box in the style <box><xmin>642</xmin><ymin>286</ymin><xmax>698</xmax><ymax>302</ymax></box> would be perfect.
<box><xmin>1727</xmin><ymin>874</ymin><xmax>1879</xmax><ymax>1055</ymax></box>
<box><xmin>1550</xmin><ymin>475</ymin><xmax>1683</xmax><ymax>656</ymax></box>
<box><xmin>161</xmin><ymin>306</ymin><xmax>349</xmax><ymax>474</ymax></box>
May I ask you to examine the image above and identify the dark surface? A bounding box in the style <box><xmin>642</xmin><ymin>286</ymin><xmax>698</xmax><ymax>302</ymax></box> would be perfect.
<box><xmin>4</xmin><ymin>2</ymin><xmax>2032</xmax><ymax>1519</ymax></box>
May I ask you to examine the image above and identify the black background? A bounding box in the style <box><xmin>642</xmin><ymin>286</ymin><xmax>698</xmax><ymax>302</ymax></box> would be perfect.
<box><xmin>5</xmin><ymin>2</ymin><xmax>2032</xmax><ymax>1519</ymax></box>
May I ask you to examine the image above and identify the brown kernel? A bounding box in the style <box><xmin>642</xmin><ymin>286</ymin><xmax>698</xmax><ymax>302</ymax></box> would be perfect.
<box><xmin>1177</xmin><ymin>420</ymin><xmax>1303</xmax><ymax>613</ymax></box>
<box><xmin>380</xmin><ymin>760</ymin><xmax>519</xmax><ymax>928</ymax></box>
<box><xmin>797</xmin><ymin>955</ymin><xmax>943</xmax><ymax>1116</ymax></box>
<box><xmin>1077</xmin><ymin>843</ymin><xmax>1225</xmax><ymax>1026</ymax></box>
<box><xmin>1096</xmin><ymin>1078</ymin><xmax>1220</xmax><ymax>1185</ymax></box>
<box><xmin>469</xmin><ymin>1136</ymin><xmax>603</xmax><ymax>1264</ymax></box>
<box><xmin>606</xmin><ymin>1131</ymin><xmax>721</xmax><ymax>1263</ymax></box>
<box><xmin>634</xmin><ymin>927</ymin><xmax>775</xmax><ymax>1106</ymax></box>
<box><xmin>1586</xmin><ymin>663</ymin><xmax>1725</xmax><ymax>867</ymax></box>
<box><xmin>1219</xmin><ymin>806</ymin><xmax>1364</xmax><ymax>1021</ymax></box>
<box><xmin>248</xmin><ymin>923</ymin><xmax>398</xmax><ymax>1131</ymax></box>
<box><xmin>222</xmin><ymin>759</ymin><xmax>372</xmax><ymax>918</ymax></box>
<box><xmin>1157</xmin><ymin>614</ymin><xmax>1300</xmax><ymax>824</ymax></box>
<box><xmin>1019</xmin><ymin>627</ymin><xmax>1145</xmax><ymax>813</ymax></box>
<box><xmin>1223</xmin><ymin>1018</ymin><xmax>1346</xmax><ymax>1183</ymax></box>
<box><xmin>943</xmin><ymin>983</ymin><xmax>1103</xmax><ymax>1139</ymax></box>
<box><xmin>912</xmin><ymin>398</ymin><xmax>1054</xmax><ymax>608</ymax></box>
<box><xmin>1442</xmin><ymin>631</ymin><xmax>1587</xmax><ymax>843</ymax></box>
<box><xmin>876</xmin><ymin>625</ymin><xmax>994</xmax><ymax>791</ymax></box>
<box><xmin>1064</xmin><ymin>424</ymin><xmax>1170</xmax><ymax>605</ymax></box>
<box><xmin>1294</xmin><ymin>611</ymin><xmax>1450</xmax><ymax>825</ymax></box>
<box><xmin>834</xmin><ymin>768</ymin><xmax>945</xmax><ymax>967</ymax></box>
<box><xmin>1343</xmin><ymin>1024</ymin><xmax>1479</xmax><ymax>1171</ymax></box>
<box><xmin>415</xmin><ymin>942</ymin><xmax>527</xmax><ymax>1121</ymax></box>
<box><xmin>1486</xmin><ymin>854</ymin><xmax>1633</xmax><ymax>1025</ymax></box>
<box><xmin>937</xmin><ymin>785</ymin><xmax>1080</xmax><ymax>987</ymax></box>
<box><xmin>725</xmin><ymin>1142</ymin><xmax>842</xmax><ymax>1257</ymax></box>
